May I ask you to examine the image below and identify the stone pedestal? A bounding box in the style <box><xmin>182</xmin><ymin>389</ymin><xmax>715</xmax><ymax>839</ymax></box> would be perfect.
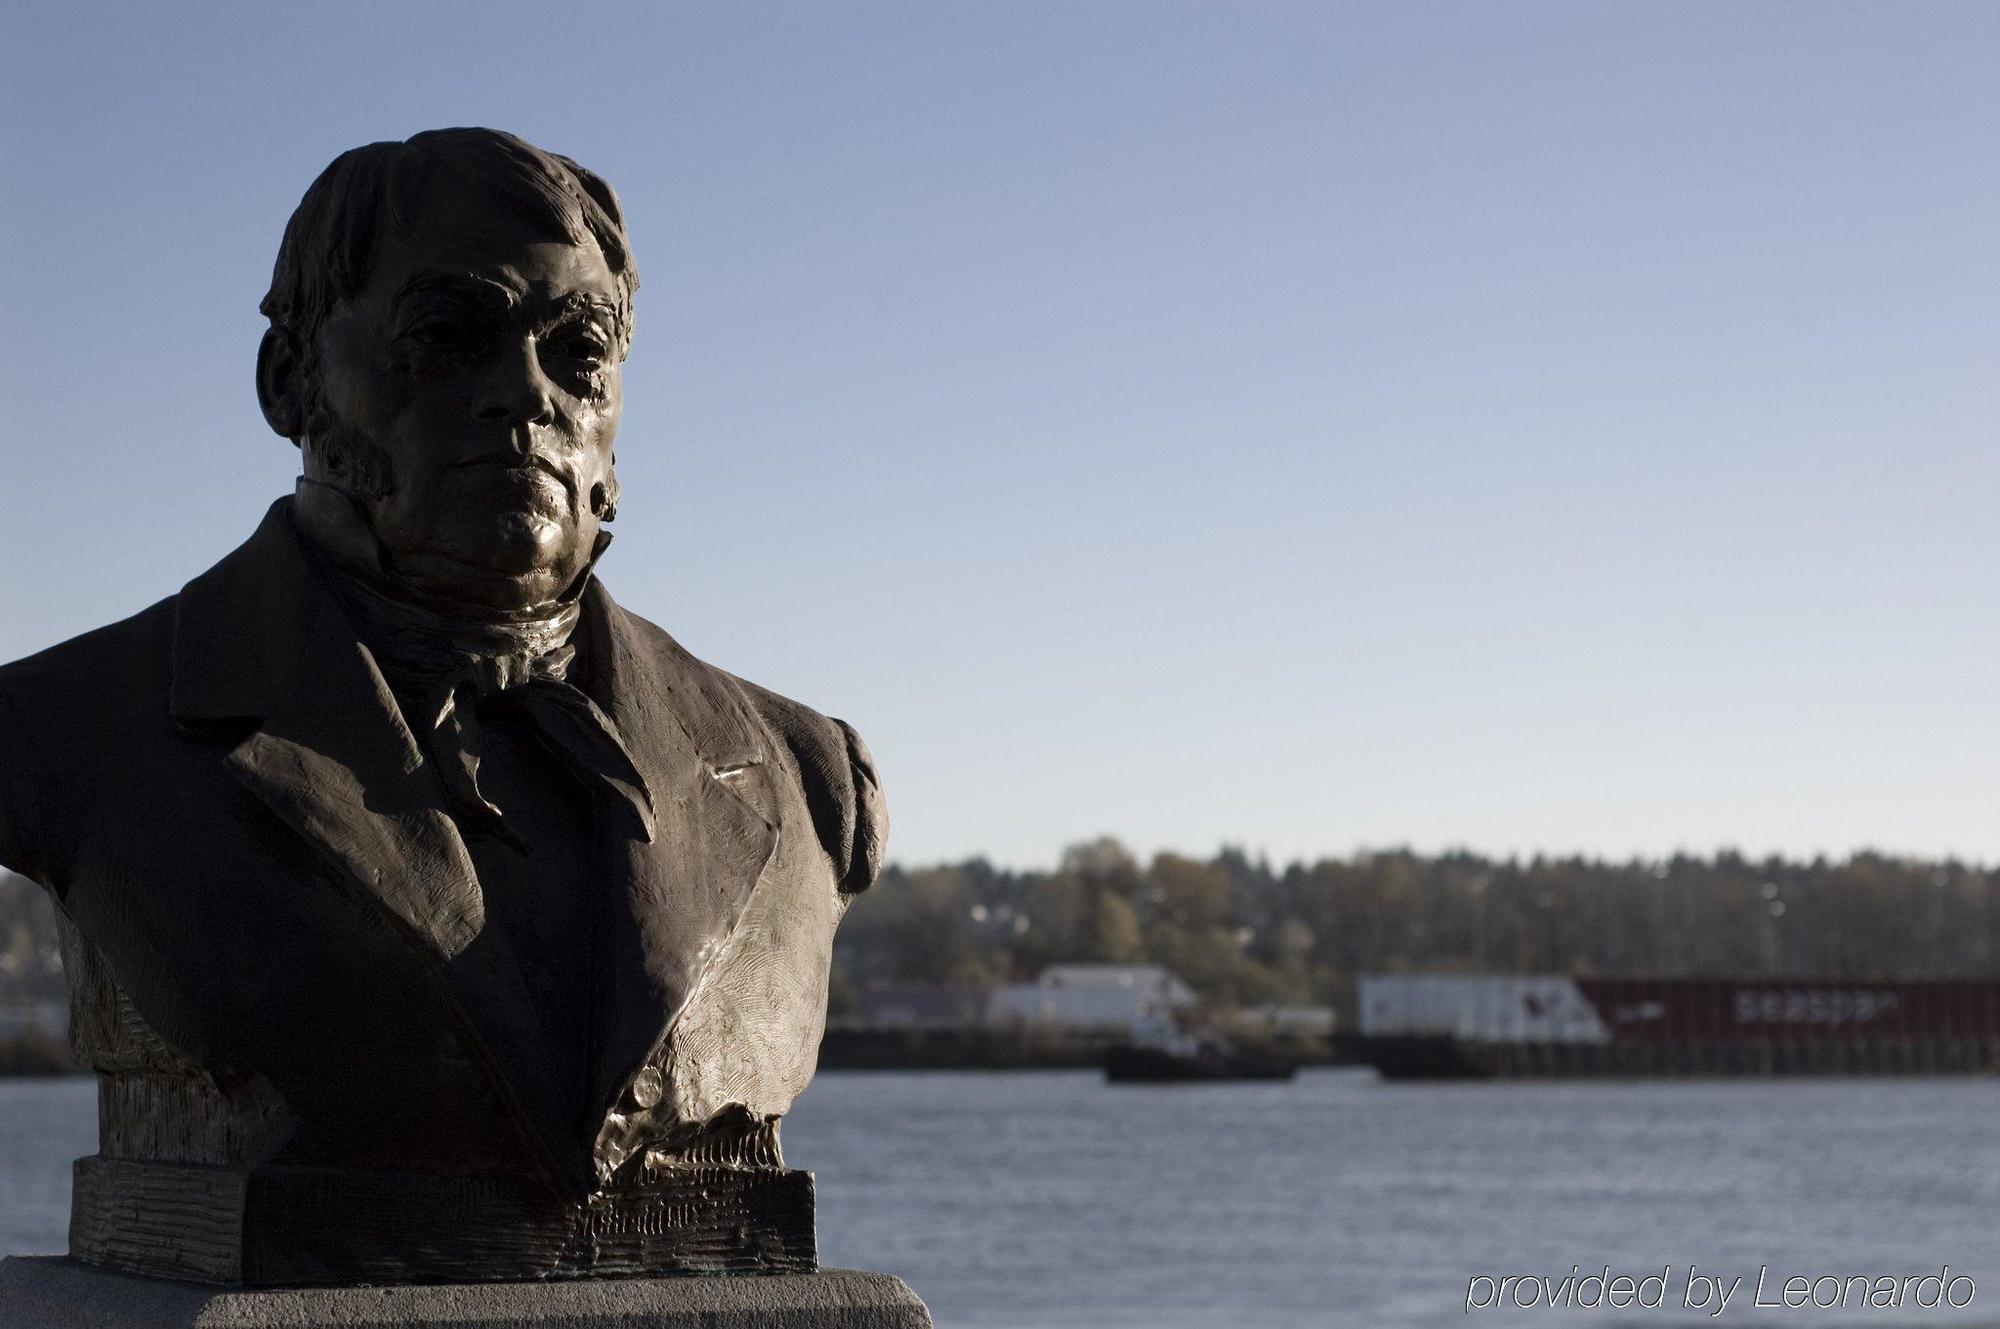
<box><xmin>0</xmin><ymin>1256</ymin><xmax>933</xmax><ymax>1328</ymax></box>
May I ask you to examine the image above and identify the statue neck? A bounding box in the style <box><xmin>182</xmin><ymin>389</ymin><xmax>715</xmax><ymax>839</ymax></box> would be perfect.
<box><xmin>290</xmin><ymin>479</ymin><xmax>601</xmax><ymax>673</ymax></box>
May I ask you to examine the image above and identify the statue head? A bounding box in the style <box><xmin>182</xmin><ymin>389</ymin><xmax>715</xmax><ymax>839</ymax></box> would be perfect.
<box><xmin>257</xmin><ymin>128</ymin><xmax>639</xmax><ymax>618</ymax></box>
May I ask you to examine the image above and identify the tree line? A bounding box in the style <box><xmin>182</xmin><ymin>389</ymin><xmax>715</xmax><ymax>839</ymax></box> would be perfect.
<box><xmin>831</xmin><ymin>840</ymin><xmax>2000</xmax><ymax>1021</ymax></box>
<box><xmin>0</xmin><ymin>873</ymin><xmax>64</xmax><ymax>1003</ymax></box>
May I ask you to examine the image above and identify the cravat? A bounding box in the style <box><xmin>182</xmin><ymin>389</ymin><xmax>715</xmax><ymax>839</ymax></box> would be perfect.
<box><xmin>324</xmin><ymin>574</ymin><xmax>656</xmax><ymax>851</ymax></box>
<box><xmin>416</xmin><ymin>650</ymin><xmax>657</xmax><ymax>851</ymax></box>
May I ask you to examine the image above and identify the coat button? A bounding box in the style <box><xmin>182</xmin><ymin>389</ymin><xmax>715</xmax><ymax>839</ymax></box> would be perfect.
<box><xmin>630</xmin><ymin>1066</ymin><xmax>664</xmax><ymax>1109</ymax></box>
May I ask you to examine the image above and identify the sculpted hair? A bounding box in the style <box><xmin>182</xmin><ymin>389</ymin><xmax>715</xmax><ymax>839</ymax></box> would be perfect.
<box><xmin>260</xmin><ymin>127</ymin><xmax>639</xmax><ymax>357</ymax></box>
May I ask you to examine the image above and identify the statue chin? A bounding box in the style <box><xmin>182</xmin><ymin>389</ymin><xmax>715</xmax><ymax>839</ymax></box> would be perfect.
<box><xmin>380</xmin><ymin>478</ymin><xmax>596</xmax><ymax>616</ymax></box>
<box><xmin>387</xmin><ymin>536</ymin><xmax>589</xmax><ymax>618</ymax></box>
<box><xmin>295</xmin><ymin>479</ymin><xmax>597</xmax><ymax>619</ymax></box>
<box><xmin>433</xmin><ymin>508</ymin><xmax>571</xmax><ymax>574</ymax></box>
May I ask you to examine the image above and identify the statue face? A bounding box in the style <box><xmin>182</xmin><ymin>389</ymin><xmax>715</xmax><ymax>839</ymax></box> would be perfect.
<box><xmin>307</xmin><ymin>179</ymin><xmax>625</xmax><ymax>615</ymax></box>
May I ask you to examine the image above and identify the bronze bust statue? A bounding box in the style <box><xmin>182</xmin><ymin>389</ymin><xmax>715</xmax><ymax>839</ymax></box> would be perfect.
<box><xmin>0</xmin><ymin>129</ymin><xmax>886</xmax><ymax>1286</ymax></box>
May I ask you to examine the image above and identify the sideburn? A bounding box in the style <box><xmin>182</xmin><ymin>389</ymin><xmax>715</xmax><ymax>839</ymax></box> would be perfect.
<box><xmin>300</xmin><ymin>389</ymin><xmax>398</xmax><ymax>504</ymax></box>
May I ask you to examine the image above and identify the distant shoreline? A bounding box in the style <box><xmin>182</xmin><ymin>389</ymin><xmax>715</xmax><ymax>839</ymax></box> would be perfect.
<box><xmin>818</xmin><ymin>1026</ymin><xmax>1349</xmax><ymax>1072</ymax></box>
<box><xmin>0</xmin><ymin>1029</ymin><xmax>80</xmax><ymax>1077</ymax></box>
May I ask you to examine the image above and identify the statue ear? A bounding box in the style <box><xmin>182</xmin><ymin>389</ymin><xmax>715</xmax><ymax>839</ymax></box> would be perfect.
<box><xmin>256</xmin><ymin>328</ymin><xmax>306</xmax><ymax>442</ymax></box>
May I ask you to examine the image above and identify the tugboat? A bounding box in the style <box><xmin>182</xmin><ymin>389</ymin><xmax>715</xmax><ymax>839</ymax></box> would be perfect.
<box><xmin>1102</xmin><ymin>1013</ymin><xmax>1299</xmax><ymax>1083</ymax></box>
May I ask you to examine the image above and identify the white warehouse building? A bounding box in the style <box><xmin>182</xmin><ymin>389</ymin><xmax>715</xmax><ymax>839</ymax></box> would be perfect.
<box><xmin>985</xmin><ymin>964</ymin><xmax>1199</xmax><ymax>1034</ymax></box>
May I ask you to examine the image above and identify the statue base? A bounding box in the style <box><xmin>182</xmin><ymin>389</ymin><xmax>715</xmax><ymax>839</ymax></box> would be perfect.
<box><xmin>69</xmin><ymin>1157</ymin><xmax>817</xmax><ymax>1284</ymax></box>
<box><xmin>0</xmin><ymin>1256</ymin><xmax>933</xmax><ymax>1328</ymax></box>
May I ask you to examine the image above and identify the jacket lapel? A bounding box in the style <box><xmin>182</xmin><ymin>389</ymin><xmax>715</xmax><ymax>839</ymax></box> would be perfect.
<box><xmin>169</xmin><ymin>499</ymin><xmax>583</xmax><ymax>1198</ymax></box>
<box><xmin>170</xmin><ymin>500</ymin><xmax>487</xmax><ymax>959</ymax></box>
<box><xmin>580</xmin><ymin>586</ymin><xmax>779</xmax><ymax>1137</ymax></box>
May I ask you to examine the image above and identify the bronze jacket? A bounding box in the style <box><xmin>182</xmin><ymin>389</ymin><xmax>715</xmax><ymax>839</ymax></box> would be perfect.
<box><xmin>0</xmin><ymin>500</ymin><xmax>883</xmax><ymax>1209</ymax></box>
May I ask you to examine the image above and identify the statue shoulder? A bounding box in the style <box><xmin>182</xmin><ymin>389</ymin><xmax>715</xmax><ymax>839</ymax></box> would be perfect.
<box><xmin>591</xmin><ymin>597</ymin><xmax>887</xmax><ymax>891</ymax></box>
<box><xmin>0</xmin><ymin>595</ymin><xmax>178</xmax><ymax>744</ymax></box>
<box><xmin>0</xmin><ymin>596</ymin><xmax>178</xmax><ymax>884</ymax></box>
<box><xmin>730</xmin><ymin>673</ymin><xmax>888</xmax><ymax>895</ymax></box>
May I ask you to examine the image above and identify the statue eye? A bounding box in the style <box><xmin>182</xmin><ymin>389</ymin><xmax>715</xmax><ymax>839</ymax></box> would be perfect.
<box><xmin>404</xmin><ymin>319</ymin><xmax>469</xmax><ymax>348</ymax></box>
<box><xmin>558</xmin><ymin>331</ymin><xmax>610</xmax><ymax>367</ymax></box>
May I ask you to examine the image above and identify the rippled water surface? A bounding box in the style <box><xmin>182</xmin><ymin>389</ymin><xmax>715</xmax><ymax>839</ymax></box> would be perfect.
<box><xmin>4</xmin><ymin>1070</ymin><xmax>1996</xmax><ymax>1327</ymax></box>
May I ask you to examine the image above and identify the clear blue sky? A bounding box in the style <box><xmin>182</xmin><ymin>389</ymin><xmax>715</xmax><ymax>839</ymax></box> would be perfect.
<box><xmin>2</xmin><ymin>3</ymin><xmax>1995</xmax><ymax>869</ymax></box>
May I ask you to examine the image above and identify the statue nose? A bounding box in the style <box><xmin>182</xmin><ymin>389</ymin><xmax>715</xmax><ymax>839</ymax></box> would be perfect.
<box><xmin>476</xmin><ymin>337</ymin><xmax>557</xmax><ymax>427</ymax></box>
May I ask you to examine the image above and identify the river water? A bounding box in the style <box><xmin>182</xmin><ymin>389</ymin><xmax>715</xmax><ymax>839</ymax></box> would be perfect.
<box><xmin>2</xmin><ymin>1070</ymin><xmax>1994</xmax><ymax>1327</ymax></box>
